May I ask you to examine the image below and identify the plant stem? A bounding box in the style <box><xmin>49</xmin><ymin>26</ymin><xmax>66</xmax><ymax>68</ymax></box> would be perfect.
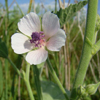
<box><xmin>46</xmin><ymin>58</ymin><xmax>69</xmax><ymax>100</ymax></box>
<box><xmin>71</xmin><ymin>0</ymin><xmax>98</xmax><ymax>99</ymax></box>
<box><xmin>26</xmin><ymin>63</ymin><xmax>30</xmax><ymax>81</ymax></box>
<box><xmin>27</xmin><ymin>0</ymin><xmax>33</xmax><ymax>13</ymax></box>
<box><xmin>33</xmin><ymin>65</ymin><xmax>43</xmax><ymax>100</ymax></box>
<box><xmin>55</xmin><ymin>0</ymin><xmax>57</xmax><ymax>13</ymax></box>
<box><xmin>7</xmin><ymin>57</ymin><xmax>21</xmax><ymax>77</ymax></box>
<box><xmin>5</xmin><ymin>1</ymin><xmax>9</xmax><ymax>98</ymax></box>
<box><xmin>7</xmin><ymin>57</ymin><xmax>35</xmax><ymax>100</ymax></box>
<box><xmin>5</xmin><ymin>0</ymin><xmax>9</xmax><ymax>46</ymax></box>
<box><xmin>24</xmin><ymin>79</ymin><xmax>35</xmax><ymax>100</ymax></box>
<box><xmin>24</xmin><ymin>63</ymin><xmax>35</xmax><ymax>100</ymax></box>
<box><xmin>15</xmin><ymin>1</ymin><xmax>24</xmax><ymax>16</ymax></box>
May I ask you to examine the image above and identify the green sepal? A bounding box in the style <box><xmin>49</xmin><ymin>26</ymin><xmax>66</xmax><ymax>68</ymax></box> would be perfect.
<box><xmin>77</xmin><ymin>85</ymin><xmax>88</xmax><ymax>97</ymax></box>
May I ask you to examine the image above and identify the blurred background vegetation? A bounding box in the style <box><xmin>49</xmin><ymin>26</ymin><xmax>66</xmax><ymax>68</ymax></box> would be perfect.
<box><xmin>0</xmin><ymin>0</ymin><xmax>100</xmax><ymax>100</ymax></box>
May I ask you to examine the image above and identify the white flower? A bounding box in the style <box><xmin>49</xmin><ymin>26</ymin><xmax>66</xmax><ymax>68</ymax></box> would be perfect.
<box><xmin>11</xmin><ymin>12</ymin><xmax>66</xmax><ymax>65</ymax></box>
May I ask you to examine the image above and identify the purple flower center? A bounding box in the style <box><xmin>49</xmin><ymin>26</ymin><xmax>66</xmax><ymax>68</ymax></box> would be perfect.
<box><xmin>30</xmin><ymin>31</ymin><xmax>45</xmax><ymax>47</ymax></box>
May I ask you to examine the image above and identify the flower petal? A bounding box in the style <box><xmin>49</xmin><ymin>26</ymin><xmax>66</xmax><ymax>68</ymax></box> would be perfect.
<box><xmin>42</xmin><ymin>12</ymin><xmax>60</xmax><ymax>39</ymax></box>
<box><xmin>18</xmin><ymin>12</ymin><xmax>41</xmax><ymax>37</ymax></box>
<box><xmin>26</xmin><ymin>48</ymin><xmax>48</xmax><ymax>65</ymax></box>
<box><xmin>46</xmin><ymin>29</ymin><xmax>66</xmax><ymax>51</ymax></box>
<box><xmin>11</xmin><ymin>33</ymin><xmax>34</xmax><ymax>54</ymax></box>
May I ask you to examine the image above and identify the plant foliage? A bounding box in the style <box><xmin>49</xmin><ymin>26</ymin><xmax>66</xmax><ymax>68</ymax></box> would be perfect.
<box><xmin>56</xmin><ymin>0</ymin><xmax>87</xmax><ymax>27</ymax></box>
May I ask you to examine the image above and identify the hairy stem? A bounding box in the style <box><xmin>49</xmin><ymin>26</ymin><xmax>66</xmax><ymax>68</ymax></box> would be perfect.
<box><xmin>71</xmin><ymin>0</ymin><xmax>98</xmax><ymax>99</ymax></box>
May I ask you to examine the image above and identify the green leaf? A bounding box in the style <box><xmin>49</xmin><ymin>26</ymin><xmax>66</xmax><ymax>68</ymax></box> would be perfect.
<box><xmin>43</xmin><ymin>93</ymin><xmax>53</xmax><ymax>100</ymax></box>
<box><xmin>56</xmin><ymin>0</ymin><xmax>87</xmax><ymax>27</ymax></box>
<box><xmin>41</xmin><ymin>80</ymin><xmax>70</xmax><ymax>100</ymax></box>
<box><xmin>0</xmin><ymin>41</ymin><xmax>8</xmax><ymax>58</ymax></box>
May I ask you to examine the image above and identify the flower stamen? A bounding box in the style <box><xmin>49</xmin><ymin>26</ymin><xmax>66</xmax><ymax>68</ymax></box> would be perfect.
<box><xmin>30</xmin><ymin>31</ymin><xmax>45</xmax><ymax>48</ymax></box>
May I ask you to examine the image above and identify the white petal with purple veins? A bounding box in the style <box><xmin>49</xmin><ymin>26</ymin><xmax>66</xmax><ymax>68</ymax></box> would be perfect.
<box><xmin>46</xmin><ymin>29</ymin><xmax>66</xmax><ymax>51</ymax></box>
<box><xmin>26</xmin><ymin>48</ymin><xmax>48</xmax><ymax>65</ymax></box>
<box><xmin>42</xmin><ymin>12</ymin><xmax>60</xmax><ymax>39</ymax></box>
<box><xmin>18</xmin><ymin>12</ymin><xmax>41</xmax><ymax>37</ymax></box>
<box><xmin>11</xmin><ymin>33</ymin><xmax>34</xmax><ymax>54</ymax></box>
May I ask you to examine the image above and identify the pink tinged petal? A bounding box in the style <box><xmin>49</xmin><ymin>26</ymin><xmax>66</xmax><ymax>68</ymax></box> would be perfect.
<box><xmin>46</xmin><ymin>29</ymin><xmax>66</xmax><ymax>51</ymax></box>
<box><xmin>18</xmin><ymin>12</ymin><xmax>41</xmax><ymax>37</ymax></box>
<box><xmin>26</xmin><ymin>48</ymin><xmax>48</xmax><ymax>65</ymax></box>
<box><xmin>42</xmin><ymin>12</ymin><xmax>60</xmax><ymax>39</ymax></box>
<box><xmin>11</xmin><ymin>33</ymin><xmax>34</xmax><ymax>54</ymax></box>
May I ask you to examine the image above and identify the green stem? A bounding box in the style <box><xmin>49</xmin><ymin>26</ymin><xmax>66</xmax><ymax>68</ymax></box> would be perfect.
<box><xmin>24</xmin><ymin>79</ymin><xmax>35</xmax><ymax>100</ymax></box>
<box><xmin>7</xmin><ymin>57</ymin><xmax>21</xmax><ymax>77</ymax></box>
<box><xmin>26</xmin><ymin>63</ymin><xmax>30</xmax><ymax>81</ymax></box>
<box><xmin>55</xmin><ymin>0</ymin><xmax>57</xmax><ymax>13</ymax></box>
<box><xmin>7</xmin><ymin>57</ymin><xmax>35</xmax><ymax>100</ymax></box>
<box><xmin>5</xmin><ymin>0</ymin><xmax>9</xmax><ymax>46</ymax></box>
<box><xmin>4</xmin><ymin>60</ymin><xmax>8</xmax><ymax>100</ymax></box>
<box><xmin>46</xmin><ymin>58</ymin><xmax>69</xmax><ymax>100</ymax></box>
<box><xmin>15</xmin><ymin>1</ymin><xmax>24</xmax><ymax>16</ymax></box>
<box><xmin>33</xmin><ymin>65</ymin><xmax>43</xmax><ymax>100</ymax></box>
<box><xmin>71</xmin><ymin>0</ymin><xmax>98</xmax><ymax>99</ymax></box>
<box><xmin>5</xmin><ymin>1</ymin><xmax>9</xmax><ymax>98</ymax></box>
<box><xmin>27</xmin><ymin>0</ymin><xmax>33</xmax><ymax>13</ymax></box>
<box><xmin>24</xmin><ymin>63</ymin><xmax>35</xmax><ymax>100</ymax></box>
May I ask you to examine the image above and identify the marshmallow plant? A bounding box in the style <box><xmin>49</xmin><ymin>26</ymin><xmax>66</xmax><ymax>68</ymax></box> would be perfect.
<box><xmin>11</xmin><ymin>12</ymin><xmax>68</xmax><ymax>100</ymax></box>
<box><xmin>0</xmin><ymin>0</ymin><xmax>99</xmax><ymax>100</ymax></box>
<box><xmin>11</xmin><ymin>12</ymin><xmax>66</xmax><ymax>65</ymax></box>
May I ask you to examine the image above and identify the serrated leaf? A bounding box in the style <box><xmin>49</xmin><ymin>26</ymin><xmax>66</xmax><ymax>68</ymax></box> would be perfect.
<box><xmin>41</xmin><ymin>80</ymin><xmax>70</xmax><ymax>100</ymax></box>
<box><xmin>56</xmin><ymin>0</ymin><xmax>88</xmax><ymax>27</ymax></box>
<box><xmin>0</xmin><ymin>41</ymin><xmax>8</xmax><ymax>58</ymax></box>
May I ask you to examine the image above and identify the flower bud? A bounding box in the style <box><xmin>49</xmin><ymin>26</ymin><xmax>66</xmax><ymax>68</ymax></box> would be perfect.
<box><xmin>77</xmin><ymin>85</ymin><xmax>88</xmax><ymax>96</ymax></box>
<box><xmin>95</xmin><ymin>14</ymin><xmax>100</xmax><ymax>31</ymax></box>
<box><xmin>85</xmin><ymin>82</ymin><xmax>100</xmax><ymax>95</ymax></box>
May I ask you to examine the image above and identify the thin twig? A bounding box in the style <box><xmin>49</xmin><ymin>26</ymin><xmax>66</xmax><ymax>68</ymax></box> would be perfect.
<box><xmin>89</xmin><ymin>63</ymin><xmax>98</xmax><ymax>83</ymax></box>
<box><xmin>64</xmin><ymin>41</ymin><xmax>68</xmax><ymax>89</ymax></box>
<box><xmin>89</xmin><ymin>62</ymin><xmax>100</xmax><ymax>92</ymax></box>
<box><xmin>8</xmin><ymin>0</ymin><xmax>16</xmax><ymax>9</ymax></box>
<box><xmin>67</xmin><ymin>0</ymin><xmax>70</xmax><ymax>7</ymax></box>
<box><xmin>33</xmin><ymin>0</ymin><xmax>36</xmax><ymax>13</ymax></box>
<box><xmin>71</xmin><ymin>20</ymin><xmax>85</xmax><ymax>44</ymax></box>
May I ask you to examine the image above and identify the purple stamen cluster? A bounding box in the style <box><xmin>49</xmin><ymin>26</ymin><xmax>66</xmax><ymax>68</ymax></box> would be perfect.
<box><xmin>30</xmin><ymin>31</ymin><xmax>45</xmax><ymax>47</ymax></box>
